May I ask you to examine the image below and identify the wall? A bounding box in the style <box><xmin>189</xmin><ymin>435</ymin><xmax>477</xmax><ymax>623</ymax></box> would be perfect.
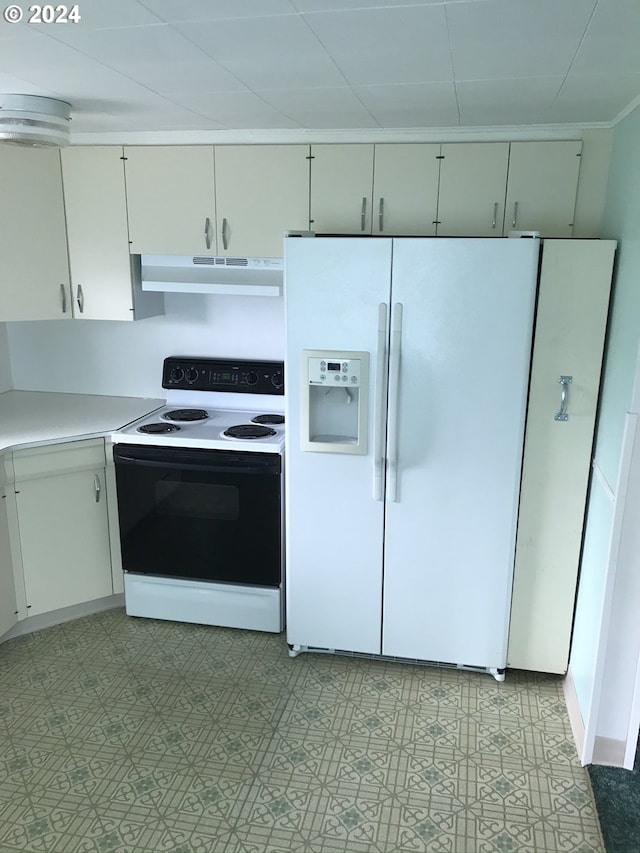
<box><xmin>7</xmin><ymin>293</ymin><xmax>284</xmax><ymax>398</ymax></box>
<box><xmin>569</xmin><ymin>103</ymin><xmax>640</xmax><ymax>764</ymax></box>
<box><xmin>0</xmin><ymin>324</ymin><xmax>12</xmax><ymax>392</ymax></box>
<box><xmin>572</xmin><ymin>129</ymin><xmax>613</xmax><ymax>238</ymax></box>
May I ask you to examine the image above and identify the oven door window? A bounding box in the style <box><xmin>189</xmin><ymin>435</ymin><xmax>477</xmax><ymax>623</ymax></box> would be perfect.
<box><xmin>113</xmin><ymin>446</ymin><xmax>281</xmax><ymax>587</ymax></box>
<box><xmin>156</xmin><ymin>481</ymin><xmax>239</xmax><ymax>521</ymax></box>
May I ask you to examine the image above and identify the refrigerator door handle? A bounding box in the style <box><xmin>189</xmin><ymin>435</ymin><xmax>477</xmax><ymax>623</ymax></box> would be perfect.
<box><xmin>387</xmin><ymin>302</ymin><xmax>403</xmax><ymax>502</ymax></box>
<box><xmin>373</xmin><ymin>302</ymin><xmax>388</xmax><ymax>500</ymax></box>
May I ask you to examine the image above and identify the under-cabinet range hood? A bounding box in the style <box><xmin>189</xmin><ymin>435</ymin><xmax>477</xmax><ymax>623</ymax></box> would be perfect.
<box><xmin>141</xmin><ymin>255</ymin><xmax>283</xmax><ymax>297</ymax></box>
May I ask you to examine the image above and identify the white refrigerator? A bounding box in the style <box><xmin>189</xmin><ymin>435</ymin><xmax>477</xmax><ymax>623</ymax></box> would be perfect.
<box><xmin>284</xmin><ymin>237</ymin><xmax>540</xmax><ymax>679</ymax></box>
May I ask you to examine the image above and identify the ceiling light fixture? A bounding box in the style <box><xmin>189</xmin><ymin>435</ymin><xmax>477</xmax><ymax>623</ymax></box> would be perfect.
<box><xmin>0</xmin><ymin>94</ymin><xmax>71</xmax><ymax>147</ymax></box>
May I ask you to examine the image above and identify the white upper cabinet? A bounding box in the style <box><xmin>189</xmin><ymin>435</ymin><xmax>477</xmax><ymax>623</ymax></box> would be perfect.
<box><xmin>372</xmin><ymin>144</ymin><xmax>440</xmax><ymax>236</ymax></box>
<box><xmin>61</xmin><ymin>146</ymin><xmax>163</xmax><ymax>321</ymax></box>
<box><xmin>437</xmin><ymin>143</ymin><xmax>510</xmax><ymax>237</ymax></box>
<box><xmin>309</xmin><ymin>144</ymin><xmax>375</xmax><ymax>234</ymax></box>
<box><xmin>214</xmin><ymin>145</ymin><xmax>310</xmax><ymax>258</ymax></box>
<box><xmin>124</xmin><ymin>146</ymin><xmax>217</xmax><ymax>255</ymax></box>
<box><xmin>504</xmin><ymin>141</ymin><xmax>583</xmax><ymax>237</ymax></box>
<box><xmin>0</xmin><ymin>147</ymin><xmax>70</xmax><ymax>321</ymax></box>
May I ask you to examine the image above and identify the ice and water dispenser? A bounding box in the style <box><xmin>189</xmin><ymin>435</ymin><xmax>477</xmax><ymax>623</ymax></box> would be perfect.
<box><xmin>300</xmin><ymin>350</ymin><xmax>369</xmax><ymax>454</ymax></box>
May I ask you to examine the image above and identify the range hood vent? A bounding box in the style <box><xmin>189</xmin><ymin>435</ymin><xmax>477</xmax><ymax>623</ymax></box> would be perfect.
<box><xmin>141</xmin><ymin>254</ymin><xmax>283</xmax><ymax>297</ymax></box>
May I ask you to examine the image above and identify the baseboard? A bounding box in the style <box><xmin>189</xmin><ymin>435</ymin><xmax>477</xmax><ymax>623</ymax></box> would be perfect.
<box><xmin>0</xmin><ymin>594</ymin><xmax>124</xmax><ymax>642</ymax></box>
<box><xmin>563</xmin><ymin>670</ymin><xmax>586</xmax><ymax>762</ymax></box>
<box><xmin>592</xmin><ymin>736</ymin><xmax>627</xmax><ymax>767</ymax></box>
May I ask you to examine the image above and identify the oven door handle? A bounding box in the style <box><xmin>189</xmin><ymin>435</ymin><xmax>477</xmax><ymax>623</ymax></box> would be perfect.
<box><xmin>113</xmin><ymin>452</ymin><xmax>280</xmax><ymax>476</ymax></box>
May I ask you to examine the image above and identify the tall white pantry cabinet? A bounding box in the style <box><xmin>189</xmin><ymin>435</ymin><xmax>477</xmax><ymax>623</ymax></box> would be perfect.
<box><xmin>508</xmin><ymin>239</ymin><xmax>616</xmax><ymax>674</ymax></box>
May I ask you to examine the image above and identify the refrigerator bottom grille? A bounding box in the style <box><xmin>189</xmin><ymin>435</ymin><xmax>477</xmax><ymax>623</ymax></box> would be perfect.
<box><xmin>287</xmin><ymin>644</ymin><xmax>506</xmax><ymax>682</ymax></box>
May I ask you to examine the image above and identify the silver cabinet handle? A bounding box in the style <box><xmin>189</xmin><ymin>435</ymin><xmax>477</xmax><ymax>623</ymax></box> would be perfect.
<box><xmin>204</xmin><ymin>217</ymin><xmax>211</xmax><ymax>250</ymax></box>
<box><xmin>60</xmin><ymin>283</ymin><xmax>67</xmax><ymax>314</ymax></box>
<box><xmin>360</xmin><ymin>197</ymin><xmax>367</xmax><ymax>232</ymax></box>
<box><xmin>492</xmin><ymin>202</ymin><xmax>498</xmax><ymax>229</ymax></box>
<box><xmin>512</xmin><ymin>201</ymin><xmax>519</xmax><ymax>228</ymax></box>
<box><xmin>387</xmin><ymin>302</ymin><xmax>403</xmax><ymax>502</ymax></box>
<box><xmin>373</xmin><ymin>302</ymin><xmax>388</xmax><ymax>501</ymax></box>
<box><xmin>76</xmin><ymin>284</ymin><xmax>84</xmax><ymax>314</ymax></box>
<box><xmin>222</xmin><ymin>217</ymin><xmax>228</xmax><ymax>251</ymax></box>
<box><xmin>94</xmin><ymin>473</ymin><xmax>101</xmax><ymax>502</ymax></box>
<box><xmin>378</xmin><ymin>197</ymin><xmax>385</xmax><ymax>232</ymax></box>
<box><xmin>554</xmin><ymin>375</ymin><xmax>573</xmax><ymax>421</ymax></box>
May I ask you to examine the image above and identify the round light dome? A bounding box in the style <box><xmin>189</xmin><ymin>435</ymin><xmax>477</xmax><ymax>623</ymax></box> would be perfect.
<box><xmin>0</xmin><ymin>95</ymin><xmax>71</xmax><ymax>147</ymax></box>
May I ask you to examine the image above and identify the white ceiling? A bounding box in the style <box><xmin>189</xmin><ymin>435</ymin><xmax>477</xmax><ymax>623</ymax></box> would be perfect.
<box><xmin>0</xmin><ymin>0</ymin><xmax>638</xmax><ymax>138</ymax></box>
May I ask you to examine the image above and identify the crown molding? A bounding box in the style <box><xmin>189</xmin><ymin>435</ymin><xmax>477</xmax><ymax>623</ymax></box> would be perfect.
<box><xmin>612</xmin><ymin>93</ymin><xmax>640</xmax><ymax>126</ymax></box>
<box><xmin>70</xmin><ymin>121</ymin><xmax>613</xmax><ymax>147</ymax></box>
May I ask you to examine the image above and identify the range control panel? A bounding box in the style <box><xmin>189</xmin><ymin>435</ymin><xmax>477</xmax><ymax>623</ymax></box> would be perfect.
<box><xmin>308</xmin><ymin>356</ymin><xmax>363</xmax><ymax>387</ymax></box>
<box><xmin>162</xmin><ymin>357</ymin><xmax>284</xmax><ymax>395</ymax></box>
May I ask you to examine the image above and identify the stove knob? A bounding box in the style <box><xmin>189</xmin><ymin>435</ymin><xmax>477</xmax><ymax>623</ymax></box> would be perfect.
<box><xmin>184</xmin><ymin>368</ymin><xmax>198</xmax><ymax>384</ymax></box>
<box><xmin>245</xmin><ymin>371</ymin><xmax>259</xmax><ymax>386</ymax></box>
<box><xmin>169</xmin><ymin>367</ymin><xmax>184</xmax><ymax>384</ymax></box>
<box><xmin>271</xmin><ymin>370</ymin><xmax>284</xmax><ymax>390</ymax></box>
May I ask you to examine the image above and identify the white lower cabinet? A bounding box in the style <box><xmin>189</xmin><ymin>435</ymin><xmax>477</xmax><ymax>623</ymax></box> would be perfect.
<box><xmin>0</xmin><ymin>457</ymin><xmax>17</xmax><ymax>638</ymax></box>
<box><xmin>12</xmin><ymin>439</ymin><xmax>114</xmax><ymax>618</ymax></box>
<box><xmin>508</xmin><ymin>239</ymin><xmax>616</xmax><ymax>673</ymax></box>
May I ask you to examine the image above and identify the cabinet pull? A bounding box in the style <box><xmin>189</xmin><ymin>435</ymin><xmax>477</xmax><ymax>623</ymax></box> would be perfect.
<box><xmin>378</xmin><ymin>197</ymin><xmax>385</xmax><ymax>232</ymax></box>
<box><xmin>94</xmin><ymin>474</ymin><xmax>101</xmax><ymax>502</ymax></box>
<box><xmin>76</xmin><ymin>284</ymin><xmax>84</xmax><ymax>314</ymax></box>
<box><xmin>554</xmin><ymin>375</ymin><xmax>573</xmax><ymax>422</ymax></box>
<box><xmin>204</xmin><ymin>217</ymin><xmax>211</xmax><ymax>250</ymax></box>
<box><xmin>360</xmin><ymin>197</ymin><xmax>367</xmax><ymax>232</ymax></box>
<box><xmin>492</xmin><ymin>202</ymin><xmax>498</xmax><ymax>229</ymax></box>
<box><xmin>511</xmin><ymin>201</ymin><xmax>519</xmax><ymax>228</ymax></box>
<box><xmin>60</xmin><ymin>283</ymin><xmax>67</xmax><ymax>314</ymax></box>
<box><xmin>222</xmin><ymin>217</ymin><xmax>229</xmax><ymax>251</ymax></box>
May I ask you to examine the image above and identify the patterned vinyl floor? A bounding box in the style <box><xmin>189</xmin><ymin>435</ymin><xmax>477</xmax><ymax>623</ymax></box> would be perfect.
<box><xmin>0</xmin><ymin>609</ymin><xmax>603</xmax><ymax>853</ymax></box>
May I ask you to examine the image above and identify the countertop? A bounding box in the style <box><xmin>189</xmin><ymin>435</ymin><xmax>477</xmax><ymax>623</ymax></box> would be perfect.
<box><xmin>0</xmin><ymin>390</ymin><xmax>163</xmax><ymax>453</ymax></box>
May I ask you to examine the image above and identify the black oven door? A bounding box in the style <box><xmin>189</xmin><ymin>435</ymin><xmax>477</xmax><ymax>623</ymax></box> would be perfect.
<box><xmin>113</xmin><ymin>444</ymin><xmax>281</xmax><ymax>587</ymax></box>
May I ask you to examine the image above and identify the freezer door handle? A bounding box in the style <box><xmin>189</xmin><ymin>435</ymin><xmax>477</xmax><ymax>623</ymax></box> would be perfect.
<box><xmin>387</xmin><ymin>302</ymin><xmax>403</xmax><ymax>502</ymax></box>
<box><xmin>373</xmin><ymin>302</ymin><xmax>388</xmax><ymax>500</ymax></box>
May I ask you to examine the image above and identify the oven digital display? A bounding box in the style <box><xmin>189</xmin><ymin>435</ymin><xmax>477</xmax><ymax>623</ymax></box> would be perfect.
<box><xmin>327</xmin><ymin>362</ymin><xmax>341</xmax><ymax>371</ymax></box>
<box><xmin>212</xmin><ymin>371</ymin><xmax>237</xmax><ymax>384</ymax></box>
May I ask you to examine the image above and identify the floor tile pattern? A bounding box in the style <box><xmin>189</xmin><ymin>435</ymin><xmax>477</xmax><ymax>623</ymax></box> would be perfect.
<box><xmin>0</xmin><ymin>609</ymin><xmax>603</xmax><ymax>852</ymax></box>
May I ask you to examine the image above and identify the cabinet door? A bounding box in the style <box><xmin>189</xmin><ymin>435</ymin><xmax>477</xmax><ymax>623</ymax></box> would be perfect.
<box><xmin>437</xmin><ymin>143</ymin><xmax>509</xmax><ymax>237</ymax></box>
<box><xmin>0</xmin><ymin>147</ymin><xmax>70</xmax><ymax>321</ymax></box>
<box><xmin>124</xmin><ymin>146</ymin><xmax>216</xmax><ymax>255</ymax></box>
<box><xmin>508</xmin><ymin>240</ymin><xmax>616</xmax><ymax>673</ymax></box>
<box><xmin>0</xmin><ymin>491</ymin><xmax>17</xmax><ymax>639</ymax></box>
<box><xmin>16</xmin><ymin>463</ymin><xmax>113</xmax><ymax>617</ymax></box>
<box><xmin>62</xmin><ymin>146</ymin><xmax>155</xmax><ymax>321</ymax></box>
<box><xmin>309</xmin><ymin>144</ymin><xmax>374</xmax><ymax>234</ymax></box>
<box><xmin>504</xmin><ymin>141</ymin><xmax>582</xmax><ymax>237</ymax></box>
<box><xmin>214</xmin><ymin>145</ymin><xmax>310</xmax><ymax>258</ymax></box>
<box><xmin>372</xmin><ymin>144</ymin><xmax>440</xmax><ymax>236</ymax></box>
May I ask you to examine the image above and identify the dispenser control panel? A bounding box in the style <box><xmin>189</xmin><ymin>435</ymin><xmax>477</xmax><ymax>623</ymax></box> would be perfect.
<box><xmin>308</xmin><ymin>357</ymin><xmax>363</xmax><ymax>387</ymax></box>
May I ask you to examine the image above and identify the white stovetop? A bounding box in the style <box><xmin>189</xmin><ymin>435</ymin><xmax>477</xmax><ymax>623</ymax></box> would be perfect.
<box><xmin>114</xmin><ymin>404</ymin><xmax>285</xmax><ymax>453</ymax></box>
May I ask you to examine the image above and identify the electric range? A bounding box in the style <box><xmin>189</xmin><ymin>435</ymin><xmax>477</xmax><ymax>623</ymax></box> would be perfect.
<box><xmin>115</xmin><ymin>355</ymin><xmax>285</xmax><ymax>452</ymax></box>
<box><xmin>111</xmin><ymin>356</ymin><xmax>285</xmax><ymax>633</ymax></box>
